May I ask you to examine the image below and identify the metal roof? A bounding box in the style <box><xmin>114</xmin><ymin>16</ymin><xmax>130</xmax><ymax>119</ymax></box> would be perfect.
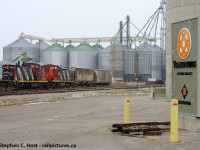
<box><xmin>66</xmin><ymin>44</ymin><xmax>75</xmax><ymax>51</ymax></box>
<box><xmin>75</xmin><ymin>42</ymin><xmax>98</xmax><ymax>51</ymax></box>
<box><xmin>5</xmin><ymin>38</ymin><xmax>35</xmax><ymax>48</ymax></box>
<box><xmin>93</xmin><ymin>44</ymin><xmax>104</xmax><ymax>50</ymax></box>
<box><xmin>35</xmin><ymin>41</ymin><xmax>50</xmax><ymax>49</ymax></box>
<box><xmin>44</xmin><ymin>43</ymin><xmax>66</xmax><ymax>51</ymax></box>
<box><xmin>152</xmin><ymin>44</ymin><xmax>162</xmax><ymax>51</ymax></box>
<box><xmin>137</xmin><ymin>42</ymin><xmax>154</xmax><ymax>51</ymax></box>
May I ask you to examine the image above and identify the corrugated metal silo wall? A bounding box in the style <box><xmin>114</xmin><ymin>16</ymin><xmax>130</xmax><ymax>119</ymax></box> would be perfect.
<box><xmin>166</xmin><ymin>0</ymin><xmax>200</xmax><ymax>98</ymax></box>
<box><xmin>152</xmin><ymin>50</ymin><xmax>162</xmax><ymax>80</ymax></box>
<box><xmin>109</xmin><ymin>44</ymin><xmax>124</xmax><ymax>81</ymax></box>
<box><xmin>138</xmin><ymin>51</ymin><xmax>152</xmax><ymax>81</ymax></box>
<box><xmin>52</xmin><ymin>51</ymin><xmax>68</xmax><ymax>68</ymax></box>
<box><xmin>123</xmin><ymin>50</ymin><xmax>135</xmax><ymax>82</ymax></box>
<box><xmin>98</xmin><ymin>51</ymin><xmax>109</xmax><ymax>70</ymax></box>
<box><xmin>69</xmin><ymin>51</ymin><xmax>98</xmax><ymax>69</ymax></box>
<box><xmin>41</xmin><ymin>51</ymin><xmax>68</xmax><ymax>68</ymax></box>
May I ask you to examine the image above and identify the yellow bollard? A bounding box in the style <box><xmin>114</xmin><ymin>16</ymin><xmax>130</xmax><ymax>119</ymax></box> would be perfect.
<box><xmin>124</xmin><ymin>98</ymin><xmax>130</xmax><ymax>124</ymax></box>
<box><xmin>170</xmin><ymin>99</ymin><xmax>178</xmax><ymax>142</ymax></box>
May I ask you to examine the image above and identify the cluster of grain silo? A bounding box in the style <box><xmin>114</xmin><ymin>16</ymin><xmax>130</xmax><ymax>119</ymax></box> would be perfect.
<box><xmin>69</xmin><ymin>42</ymin><xmax>98</xmax><ymax>69</ymax></box>
<box><xmin>3</xmin><ymin>38</ymin><xmax>39</xmax><ymax>64</ymax></box>
<box><xmin>97</xmin><ymin>42</ymin><xmax>163</xmax><ymax>82</ymax></box>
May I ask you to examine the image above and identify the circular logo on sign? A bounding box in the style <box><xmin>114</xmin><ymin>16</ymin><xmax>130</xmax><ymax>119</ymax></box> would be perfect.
<box><xmin>177</xmin><ymin>28</ymin><xmax>191</xmax><ymax>59</ymax></box>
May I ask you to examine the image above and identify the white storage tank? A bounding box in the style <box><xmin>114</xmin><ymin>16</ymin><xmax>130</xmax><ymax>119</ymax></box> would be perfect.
<box><xmin>3</xmin><ymin>38</ymin><xmax>39</xmax><ymax>64</ymax></box>
<box><xmin>41</xmin><ymin>43</ymin><xmax>68</xmax><ymax>68</ymax></box>
<box><xmin>69</xmin><ymin>42</ymin><xmax>98</xmax><ymax>69</ymax></box>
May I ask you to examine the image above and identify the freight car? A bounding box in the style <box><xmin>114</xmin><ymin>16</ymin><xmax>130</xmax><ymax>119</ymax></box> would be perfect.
<box><xmin>94</xmin><ymin>70</ymin><xmax>112</xmax><ymax>86</ymax></box>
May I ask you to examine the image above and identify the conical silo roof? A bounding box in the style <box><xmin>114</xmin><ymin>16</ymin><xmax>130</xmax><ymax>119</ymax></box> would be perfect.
<box><xmin>152</xmin><ymin>44</ymin><xmax>163</xmax><ymax>51</ymax></box>
<box><xmin>66</xmin><ymin>44</ymin><xmax>75</xmax><ymax>51</ymax></box>
<box><xmin>75</xmin><ymin>42</ymin><xmax>98</xmax><ymax>51</ymax></box>
<box><xmin>35</xmin><ymin>41</ymin><xmax>50</xmax><ymax>49</ymax></box>
<box><xmin>44</xmin><ymin>43</ymin><xmax>66</xmax><ymax>51</ymax></box>
<box><xmin>5</xmin><ymin>38</ymin><xmax>36</xmax><ymax>48</ymax></box>
<box><xmin>137</xmin><ymin>42</ymin><xmax>154</xmax><ymax>51</ymax></box>
<box><xmin>93</xmin><ymin>44</ymin><xmax>104</xmax><ymax>51</ymax></box>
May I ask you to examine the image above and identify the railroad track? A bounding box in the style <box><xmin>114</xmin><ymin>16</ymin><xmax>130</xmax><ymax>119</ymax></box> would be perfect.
<box><xmin>0</xmin><ymin>84</ymin><xmax>165</xmax><ymax>97</ymax></box>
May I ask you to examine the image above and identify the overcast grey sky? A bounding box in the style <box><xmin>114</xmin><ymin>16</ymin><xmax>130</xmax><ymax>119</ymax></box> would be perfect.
<box><xmin>0</xmin><ymin>0</ymin><xmax>161</xmax><ymax>61</ymax></box>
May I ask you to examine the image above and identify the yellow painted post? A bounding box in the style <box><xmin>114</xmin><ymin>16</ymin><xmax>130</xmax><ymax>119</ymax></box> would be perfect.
<box><xmin>170</xmin><ymin>99</ymin><xmax>178</xmax><ymax>142</ymax></box>
<box><xmin>124</xmin><ymin>98</ymin><xmax>130</xmax><ymax>124</ymax></box>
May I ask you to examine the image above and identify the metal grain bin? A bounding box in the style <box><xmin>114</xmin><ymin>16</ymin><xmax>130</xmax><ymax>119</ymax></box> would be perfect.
<box><xmin>109</xmin><ymin>44</ymin><xmax>125</xmax><ymax>82</ymax></box>
<box><xmin>35</xmin><ymin>41</ymin><xmax>50</xmax><ymax>62</ymax></box>
<box><xmin>3</xmin><ymin>38</ymin><xmax>39</xmax><ymax>64</ymax></box>
<box><xmin>94</xmin><ymin>70</ymin><xmax>112</xmax><ymax>84</ymax></box>
<box><xmin>137</xmin><ymin>42</ymin><xmax>152</xmax><ymax>81</ymax></box>
<box><xmin>151</xmin><ymin>44</ymin><xmax>162</xmax><ymax>80</ymax></box>
<box><xmin>69</xmin><ymin>42</ymin><xmax>98</xmax><ymax>69</ymax></box>
<box><xmin>124</xmin><ymin>47</ymin><xmax>135</xmax><ymax>82</ymax></box>
<box><xmin>98</xmin><ymin>45</ymin><xmax>111</xmax><ymax>70</ymax></box>
<box><xmin>41</xmin><ymin>43</ymin><xmax>68</xmax><ymax>68</ymax></box>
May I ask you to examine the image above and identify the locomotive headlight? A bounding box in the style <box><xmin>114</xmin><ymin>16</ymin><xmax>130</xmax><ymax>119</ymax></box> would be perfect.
<box><xmin>6</xmin><ymin>66</ymin><xmax>10</xmax><ymax>69</ymax></box>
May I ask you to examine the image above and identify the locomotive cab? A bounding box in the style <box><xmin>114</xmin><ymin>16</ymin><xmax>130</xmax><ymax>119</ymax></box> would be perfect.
<box><xmin>2</xmin><ymin>65</ymin><xmax>17</xmax><ymax>80</ymax></box>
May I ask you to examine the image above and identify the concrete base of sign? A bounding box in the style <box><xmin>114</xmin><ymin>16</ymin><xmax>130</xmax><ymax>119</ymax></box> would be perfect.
<box><xmin>179</xmin><ymin>114</ymin><xmax>200</xmax><ymax>132</ymax></box>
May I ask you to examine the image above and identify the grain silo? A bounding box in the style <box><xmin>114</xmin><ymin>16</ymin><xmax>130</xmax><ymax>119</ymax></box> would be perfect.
<box><xmin>3</xmin><ymin>38</ymin><xmax>39</xmax><ymax>64</ymax></box>
<box><xmin>137</xmin><ymin>42</ymin><xmax>152</xmax><ymax>82</ymax></box>
<box><xmin>98</xmin><ymin>45</ymin><xmax>111</xmax><ymax>70</ymax></box>
<box><xmin>124</xmin><ymin>47</ymin><xmax>135</xmax><ymax>82</ymax></box>
<box><xmin>109</xmin><ymin>44</ymin><xmax>125</xmax><ymax>82</ymax></box>
<box><xmin>35</xmin><ymin>41</ymin><xmax>50</xmax><ymax>62</ymax></box>
<box><xmin>41</xmin><ymin>43</ymin><xmax>68</xmax><ymax>68</ymax></box>
<box><xmin>151</xmin><ymin>44</ymin><xmax>162</xmax><ymax>80</ymax></box>
<box><xmin>69</xmin><ymin>42</ymin><xmax>98</xmax><ymax>69</ymax></box>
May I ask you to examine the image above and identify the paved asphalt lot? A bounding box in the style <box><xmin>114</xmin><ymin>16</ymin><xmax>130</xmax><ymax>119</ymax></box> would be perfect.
<box><xmin>0</xmin><ymin>91</ymin><xmax>200</xmax><ymax>150</ymax></box>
